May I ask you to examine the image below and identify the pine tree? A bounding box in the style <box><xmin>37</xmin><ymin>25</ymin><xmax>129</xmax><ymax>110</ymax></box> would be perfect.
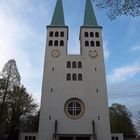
<box><xmin>0</xmin><ymin>59</ymin><xmax>20</xmax><ymax>138</ymax></box>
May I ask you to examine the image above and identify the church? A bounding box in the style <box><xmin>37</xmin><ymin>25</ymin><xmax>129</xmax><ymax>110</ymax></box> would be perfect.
<box><xmin>38</xmin><ymin>0</ymin><xmax>111</xmax><ymax>140</ymax></box>
<box><xmin>20</xmin><ymin>0</ymin><xmax>124</xmax><ymax>140</ymax></box>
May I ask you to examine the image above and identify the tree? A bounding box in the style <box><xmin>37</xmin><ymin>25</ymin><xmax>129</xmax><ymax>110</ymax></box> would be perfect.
<box><xmin>0</xmin><ymin>59</ymin><xmax>21</xmax><ymax>138</ymax></box>
<box><xmin>109</xmin><ymin>103</ymin><xmax>136</xmax><ymax>136</ymax></box>
<box><xmin>0</xmin><ymin>59</ymin><xmax>38</xmax><ymax>140</ymax></box>
<box><xmin>8</xmin><ymin>86</ymin><xmax>38</xmax><ymax>133</ymax></box>
<box><xmin>136</xmin><ymin>111</ymin><xmax>140</xmax><ymax>133</ymax></box>
<box><xmin>23</xmin><ymin>111</ymin><xmax>40</xmax><ymax>132</ymax></box>
<box><xmin>93</xmin><ymin>0</ymin><xmax>140</xmax><ymax>19</ymax></box>
<box><xmin>6</xmin><ymin>85</ymin><xmax>38</xmax><ymax>140</ymax></box>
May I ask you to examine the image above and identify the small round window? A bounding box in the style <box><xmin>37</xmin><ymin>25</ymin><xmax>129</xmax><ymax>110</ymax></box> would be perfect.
<box><xmin>64</xmin><ymin>98</ymin><xmax>85</xmax><ymax>119</ymax></box>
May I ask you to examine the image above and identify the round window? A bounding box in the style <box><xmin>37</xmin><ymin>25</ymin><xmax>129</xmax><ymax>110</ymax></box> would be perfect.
<box><xmin>64</xmin><ymin>98</ymin><xmax>85</xmax><ymax>120</ymax></box>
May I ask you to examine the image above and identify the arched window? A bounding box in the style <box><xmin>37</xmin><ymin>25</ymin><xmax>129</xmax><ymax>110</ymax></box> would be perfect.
<box><xmin>72</xmin><ymin>62</ymin><xmax>76</xmax><ymax>68</ymax></box>
<box><xmin>90</xmin><ymin>32</ymin><xmax>94</xmax><ymax>37</ymax></box>
<box><xmin>60</xmin><ymin>31</ymin><xmax>64</xmax><ymax>37</ymax></box>
<box><xmin>49</xmin><ymin>40</ymin><xmax>53</xmax><ymax>46</ymax></box>
<box><xmin>85</xmin><ymin>41</ymin><xmax>89</xmax><ymax>46</ymax></box>
<box><xmin>25</xmin><ymin>136</ymin><xmax>28</xmax><ymax>140</ymax></box>
<box><xmin>54</xmin><ymin>40</ymin><xmax>58</xmax><ymax>46</ymax></box>
<box><xmin>33</xmin><ymin>136</ymin><xmax>35</xmax><ymax>140</ymax></box>
<box><xmin>49</xmin><ymin>31</ymin><xmax>53</xmax><ymax>37</ymax></box>
<box><xmin>78</xmin><ymin>74</ymin><xmax>82</xmax><ymax>81</ymax></box>
<box><xmin>95</xmin><ymin>32</ymin><xmax>99</xmax><ymax>37</ymax></box>
<box><xmin>85</xmin><ymin>32</ymin><xmax>88</xmax><ymax>37</ymax></box>
<box><xmin>91</xmin><ymin>41</ymin><xmax>94</xmax><ymax>47</ymax></box>
<box><xmin>67</xmin><ymin>73</ymin><xmax>71</xmax><ymax>81</ymax></box>
<box><xmin>72</xmin><ymin>73</ymin><xmax>77</xmax><ymax>81</ymax></box>
<box><xmin>112</xmin><ymin>137</ymin><xmax>115</xmax><ymax>140</ymax></box>
<box><xmin>96</xmin><ymin>88</ymin><xmax>99</xmax><ymax>93</ymax></box>
<box><xmin>67</xmin><ymin>61</ymin><xmax>71</xmax><ymax>68</ymax></box>
<box><xmin>60</xmin><ymin>40</ymin><xmax>64</xmax><ymax>46</ymax></box>
<box><xmin>52</xmin><ymin>67</ymin><xmax>54</xmax><ymax>71</ymax></box>
<box><xmin>78</xmin><ymin>62</ymin><xmax>82</xmax><ymax>68</ymax></box>
<box><xmin>96</xmin><ymin>41</ymin><xmax>100</xmax><ymax>47</ymax></box>
<box><xmin>55</xmin><ymin>31</ymin><xmax>59</xmax><ymax>37</ymax></box>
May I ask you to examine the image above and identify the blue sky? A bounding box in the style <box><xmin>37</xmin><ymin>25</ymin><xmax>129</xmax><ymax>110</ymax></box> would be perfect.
<box><xmin>0</xmin><ymin>0</ymin><xmax>140</xmax><ymax>119</ymax></box>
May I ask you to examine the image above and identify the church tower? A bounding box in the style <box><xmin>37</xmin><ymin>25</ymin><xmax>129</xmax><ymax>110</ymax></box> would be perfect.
<box><xmin>38</xmin><ymin>0</ymin><xmax>111</xmax><ymax>140</ymax></box>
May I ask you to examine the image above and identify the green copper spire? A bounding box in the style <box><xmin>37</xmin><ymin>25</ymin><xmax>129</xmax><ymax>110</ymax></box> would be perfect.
<box><xmin>84</xmin><ymin>0</ymin><xmax>98</xmax><ymax>26</ymax></box>
<box><xmin>51</xmin><ymin>0</ymin><xmax>65</xmax><ymax>26</ymax></box>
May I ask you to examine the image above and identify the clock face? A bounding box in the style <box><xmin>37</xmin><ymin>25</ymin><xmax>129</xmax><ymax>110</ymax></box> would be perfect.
<box><xmin>88</xmin><ymin>50</ymin><xmax>98</xmax><ymax>58</ymax></box>
<box><xmin>51</xmin><ymin>49</ymin><xmax>61</xmax><ymax>58</ymax></box>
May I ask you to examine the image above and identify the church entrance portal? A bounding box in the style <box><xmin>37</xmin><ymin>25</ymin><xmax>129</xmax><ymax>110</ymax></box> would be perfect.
<box><xmin>58</xmin><ymin>135</ymin><xmax>94</xmax><ymax>140</ymax></box>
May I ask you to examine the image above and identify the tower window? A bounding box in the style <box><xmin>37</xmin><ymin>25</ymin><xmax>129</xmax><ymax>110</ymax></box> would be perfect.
<box><xmin>52</xmin><ymin>67</ymin><xmax>54</xmax><ymax>71</ymax></box>
<box><xmin>25</xmin><ymin>136</ymin><xmax>28</xmax><ymax>140</ymax></box>
<box><xmin>112</xmin><ymin>137</ymin><xmax>115</xmax><ymax>140</ymax></box>
<box><xmin>95</xmin><ymin>32</ymin><xmax>99</xmax><ymax>37</ymax></box>
<box><xmin>49</xmin><ymin>31</ymin><xmax>53</xmax><ymax>37</ymax></box>
<box><xmin>29</xmin><ymin>136</ymin><xmax>32</xmax><ymax>140</ymax></box>
<box><xmin>91</xmin><ymin>41</ymin><xmax>94</xmax><ymax>47</ymax></box>
<box><xmin>85</xmin><ymin>41</ymin><xmax>89</xmax><ymax>46</ymax></box>
<box><xmin>60</xmin><ymin>40</ymin><xmax>64</xmax><ymax>46</ymax></box>
<box><xmin>96</xmin><ymin>88</ymin><xmax>99</xmax><ymax>93</ymax></box>
<box><xmin>67</xmin><ymin>73</ymin><xmax>71</xmax><ymax>81</ymax></box>
<box><xmin>90</xmin><ymin>32</ymin><xmax>94</xmax><ymax>37</ymax></box>
<box><xmin>60</xmin><ymin>31</ymin><xmax>64</xmax><ymax>37</ymax></box>
<box><xmin>55</xmin><ymin>31</ymin><xmax>59</xmax><ymax>37</ymax></box>
<box><xmin>49</xmin><ymin>115</ymin><xmax>52</xmax><ymax>120</ymax></box>
<box><xmin>49</xmin><ymin>40</ymin><xmax>53</xmax><ymax>46</ymax></box>
<box><xmin>51</xmin><ymin>88</ymin><xmax>53</xmax><ymax>92</ymax></box>
<box><xmin>96</xmin><ymin>41</ymin><xmax>100</xmax><ymax>47</ymax></box>
<box><xmin>85</xmin><ymin>32</ymin><xmax>88</xmax><ymax>37</ymax></box>
<box><xmin>95</xmin><ymin>67</ymin><xmax>97</xmax><ymax>71</ymax></box>
<box><xmin>72</xmin><ymin>62</ymin><xmax>76</xmax><ymax>68</ymax></box>
<box><xmin>67</xmin><ymin>61</ymin><xmax>71</xmax><ymax>68</ymax></box>
<box><xmin>33</xmin><ymin>136</ymin><xmax>36</xmax><ymax>140</ymax></box>
<box><xmin>78</xmin><ymin>61</ymin><xmax>82</xmax><ymax>68</ymax></box>
<box><xmin>78</xmin><ymin>73</ymin><xmax>82</xmax><ymax>81</ymax></box>
<box><xmin>72</xmin><ymin>73</ymin><xmax>77</xmax><ymax>81</ymax></box>
<box><xmin>54</xmin><ymin>40</ymin><xmax>58</xmax><ymax>46</ymax></box>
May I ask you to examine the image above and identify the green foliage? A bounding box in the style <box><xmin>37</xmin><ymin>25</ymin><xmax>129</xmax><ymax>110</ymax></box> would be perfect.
<box><xmin>1</xmin><ymin>59</ymin><xmax>20</xmax><ymax>89</ymax></box>
<box><xmin>109</xmin><ymin>103</ymin><xmax>136</xmax><ymax>135</ymax></box>
<box><xmin>93</xmin><ymin>0</ymin><xmax>140</xmax><ymax>19</ymax></box>
<box><xmin>8</xmin><ymin>86</ymin><xmax>38</xmax><ymax>133</ymax></box>
<box><xmin>0</xmin><ymin>59</ymin><xmax>38</xmax><ymax>138</ymax></box>
<box><xmin>23</xmin><ymin>111</ymin><xmax>40</xmax><ymax>132</ymax></box>
<box><xmin>0</xmin><ymin>59</ymin><xmax>21</xmax><ymax>136</ymax></box>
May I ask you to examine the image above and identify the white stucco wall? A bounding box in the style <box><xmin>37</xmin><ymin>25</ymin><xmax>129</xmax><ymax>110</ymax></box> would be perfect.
<box><xmin>38</xmin><ymin>26</ymin><xmax>111</xmax><ymax>140</ymax></box>
<box><xmin>20</xmin><ymin>133</ymin><xmax>38</xmax><ymax>140</ymax></box>
<box><xmin>111</xmin><ymin>133</ymin><xmax>124</xmax><ymax>140</ymax></box>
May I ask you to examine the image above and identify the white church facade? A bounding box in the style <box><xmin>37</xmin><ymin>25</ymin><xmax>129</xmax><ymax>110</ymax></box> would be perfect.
<box><xmin>20</xmin><ymin>0</ymin><xmax>125</xmax><ymax>140</ymax></box>
<box><xmin>38</xmin><ymin>0</ymin><xmax>111</xmax><ymax>140</ymax></box>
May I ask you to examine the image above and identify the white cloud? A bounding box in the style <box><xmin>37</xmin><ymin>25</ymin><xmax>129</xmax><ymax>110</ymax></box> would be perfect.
<box><xmin>0</xmin><ymin>9</ymin><xmax>39</xmax><ymax>96</ymax></box>
<box><xmin>107</xmin><ymin>81</ymin><xmax>140</xmax><ymax>118</ymax></box>
<box><xmin>131</xmin><ymin>46</ymin><xmax>140</xmax><ymax>51</ymax></box>
<box><xmin>0</xmin><ymin>9</ymin><xmax>29</xmax><ymax>69</ymax></box>
<box><xmin>107</xmin><ymin>62</ymin><xmax>140</xmax><ymax>83</ymax></box>
<box><xmin>103</xmin><ymin>42</ymin><xmax>110</xmax><ymax>60</ymax></box>
<box><xmin>0</xmin><ymin>0</ymin><xmax>51</xmax><ymax>104</ymax></box>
